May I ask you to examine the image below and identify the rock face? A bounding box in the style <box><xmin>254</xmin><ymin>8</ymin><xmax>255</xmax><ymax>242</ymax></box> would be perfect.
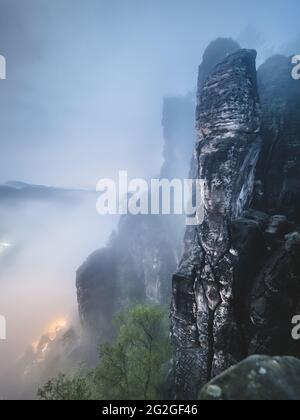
<box><xmin>76</xmin><ymin>94</ymin><xmax>195</xmax><ymax>352</ymax></box>
<box><xmin>171</xmin><ymin>49</ymin><xmax>300</xmax><ymax>399</ymax></box>
<box><xmin>199</xmin><ymin>355</ymin><xmax>300</xmax><ymax>401</ymax></box>
<box><xmin>76</xmin><ymin>248</ymin><xmax>120</xmax><ymax>355</ymax></box>
<box><xmin>197</xmin><ymin>38</ymin><xmax>240</xmax><ymax>92</ymax></box>
<box><xmin>254</xmin><ymin>55</ymin><xmax>300</xmax><ymax>221</ymax></box>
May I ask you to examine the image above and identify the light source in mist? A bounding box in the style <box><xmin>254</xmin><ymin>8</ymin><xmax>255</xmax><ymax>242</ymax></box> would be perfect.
<box><xmin>0</xmin><ymin>241</ymin><xmax>12</xmax><ymax>256</ymax></box>
<box><xmin>32</xmin><ymin>317</ymin><xmax>68</xmax><ymax>352</ymax></box>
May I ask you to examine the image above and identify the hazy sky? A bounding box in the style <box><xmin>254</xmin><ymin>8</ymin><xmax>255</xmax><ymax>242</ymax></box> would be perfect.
<box><xmin>0</xmin><ymin>0</ymin><xmax>299</xmax><ymax>188</ymax></box>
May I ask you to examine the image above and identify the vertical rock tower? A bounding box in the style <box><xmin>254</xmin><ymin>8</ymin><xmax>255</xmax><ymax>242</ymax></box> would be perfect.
<box><xmin>171</xmin><ymin>47</ymin><xmax>300</xmax><ymax>399</ymax></box>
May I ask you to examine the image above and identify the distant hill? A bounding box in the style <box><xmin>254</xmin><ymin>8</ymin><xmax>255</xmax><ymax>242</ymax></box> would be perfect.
<box><xmin>0</xmin><ymin>181</ymin><xmax>94</xmax><ymax>205</ymax></box>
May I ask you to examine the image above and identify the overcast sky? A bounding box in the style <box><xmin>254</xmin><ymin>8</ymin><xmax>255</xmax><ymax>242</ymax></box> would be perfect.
<box><xmin>0</xmin><ymin>0</ymin><xmax>299</xmax><ymax>188</ymax></box>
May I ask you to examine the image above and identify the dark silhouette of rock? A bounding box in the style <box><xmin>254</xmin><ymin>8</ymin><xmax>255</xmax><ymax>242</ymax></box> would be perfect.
<box><xmin>76</xmin><ymin>248</ymin><xmax>119</xmax><ymax>357</ymax></box>
<box><xmin>197</xmin><ymin>38</ymin><xmax>240</xmax><ymax>92</ymax></box>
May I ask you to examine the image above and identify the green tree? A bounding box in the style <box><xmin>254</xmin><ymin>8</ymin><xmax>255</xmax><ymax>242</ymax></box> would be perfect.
<box><xmin>37</xmin><ymin>372</ymin><xmax>92</xmax><ymax>400</ymax></box>
<box><xmin>93</xmin><ymin>304</ymin><xmax>170</xmax><ymax>400</ymax></box>
<box><xmin>38</xmin><ymin>304</ymin><xmax>171</xmax><ymax>400</ymax></box>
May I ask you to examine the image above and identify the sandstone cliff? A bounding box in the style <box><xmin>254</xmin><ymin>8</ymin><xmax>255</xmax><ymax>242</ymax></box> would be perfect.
<box><xmin>171</xmin><ymin>49</ymin><xmax>300</xmax><ymax>399</ymax></box>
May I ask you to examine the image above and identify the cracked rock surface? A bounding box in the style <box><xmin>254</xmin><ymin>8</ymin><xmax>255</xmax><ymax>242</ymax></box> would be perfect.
<box><xmin>171</xmin><ymin>48</ymin><xmax>300</xmax><ymax>399</ymax></box>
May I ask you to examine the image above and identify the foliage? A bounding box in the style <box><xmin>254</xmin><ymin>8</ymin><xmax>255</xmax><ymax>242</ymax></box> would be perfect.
<box><xmin>38</xmin><ymin>304</ymin><xmax>171</xmax><ymax>400</ymax></box>
<box><xmin>37</xmin><ymin>372</ymin><xmax>92</xmax><ymax>401</ymax></box>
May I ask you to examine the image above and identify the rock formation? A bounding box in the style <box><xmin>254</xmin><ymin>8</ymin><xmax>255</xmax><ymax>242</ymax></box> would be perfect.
<box><xmin>196</xmin><ymin>38</ymin><xmax>240</xmax><ymax>93</ymax></box>
<box><xmin>171</xmin><ymin>48</ymin><xmax>300</xmax><ymax>399</ymax></box>
<box><xmin>199</xmin><ymin>355</ymin><xmax>300</xmax><ymax>401</ymax></box>
<box><xmin>254</xmin><ymin>55</ymin><xmax>300</xmax><ymax>221</ymax></box>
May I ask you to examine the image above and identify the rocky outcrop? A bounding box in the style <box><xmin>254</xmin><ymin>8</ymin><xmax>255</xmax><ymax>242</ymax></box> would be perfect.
<box><xmin>254</xmin><ymin>55</ymin><xmax>300</xmax><ymax>221</ymax></box>
<box><xmin>172</xmin><ymin>49</ymin><xmax>262</xmax><ymax>398</ymax></box>
<box><xmin>171</xmin><ymin>48</ymin><xmax>300</xmax><ymax>399</ymax></box>
<box><xmin>189</xmin><ymin>38</ymin><xmax>241</xmax><ymax>181</ymax></box>
<box><xmin>199</xmin><ymin>355</ymin><xmax>300</xmax><ymax>400</ymax></box>
<box><xmin>76</xmin><ymin>94</ymin><xmax>195</xmax><ymax>351</ymax></box>
<box><xmin>196</xmin><ymin>38</ymin><xmax>240</xmax><ymax>92</ymax></box>
<box><xmin>76</xmin><ymin>248</ymin><xmax>120</xmax><ymax>356</ymax></box>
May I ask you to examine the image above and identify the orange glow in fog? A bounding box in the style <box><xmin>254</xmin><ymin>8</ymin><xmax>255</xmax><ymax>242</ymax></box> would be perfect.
<box><xmin>32</xmin><ymin>318</ymin><xmax>68</xmax><ymax>352</ymax></box>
